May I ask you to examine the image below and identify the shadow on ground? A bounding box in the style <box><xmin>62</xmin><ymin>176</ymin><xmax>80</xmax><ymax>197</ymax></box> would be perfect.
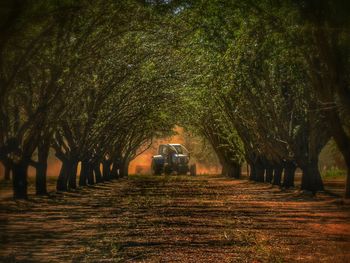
<box><xmin>0</xmin><ymin>175</ymin><xmax>349</xmax><ymax>262</ymax></box>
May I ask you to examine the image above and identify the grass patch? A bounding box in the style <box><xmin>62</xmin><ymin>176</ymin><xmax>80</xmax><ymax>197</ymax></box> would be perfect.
<box><xmin>322</xmin><ymin>167</ymin><xmax>346</xmax><ymax>179</ymax></box>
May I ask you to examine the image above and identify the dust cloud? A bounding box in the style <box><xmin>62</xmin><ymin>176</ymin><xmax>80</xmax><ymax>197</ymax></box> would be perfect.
<box><xmin>129</xmin><ymin>126</ymin><xmax>221</xmax><ymax>175</ymax></box>
<box><xmin>0</xmin><ymin>154</ymin><xmax>62</xmax><ymax>179</ymax></box>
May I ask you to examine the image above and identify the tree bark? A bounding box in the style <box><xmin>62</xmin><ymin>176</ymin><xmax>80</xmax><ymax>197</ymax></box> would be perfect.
<box><xmin>119</xmin><ymin>160</ymin><xmax>129</xmax><ymax>177</ymax></box>
<box><xmin>272</xmin><ymin>164</ymin><xmax>283</xmax><ymax>186</ymax></box>
<box><xmin>87</xmin><ymin>162</ymin><xmax>95</xmax><ymax>185</ymax></box>
<box><xmin>4</xmin><ymin>165</ymin><xmax>11</xmax><ymax>180</ymax></box>
<box><xmin>301</xmin><ymin>159</ymin><xmax>324</xmax><ymax>193</ymax></box>
<box><xmin>233</xmin><ymin>163</ymin><xmax>241</xmax><ymax>179</ymax></box>
<box><xmin>249</xmin><ymin>162</ymin><xmax>256</xmax><ymax>181</ymax></box>
<box><xmin>255</xmin><ymin>159</ymin><xmax>265</xmax><ymax>182</ymax></box>
<box><xmin>102</xmin><ymin>160</ymin><xmax>111</xmax><ymax>181</ymax></box>
<box><xmin>68</xmin><ymin>161</ymin><xmax>78</xmax><ymax>190</ymax></box>
<box><xmin>12</xmin><ymin>160</ymin><xmax>28</xmax><ymax>199</ymax></box>
<box><xmin>222</xmin><ymin>160</ymin><xmax>241</xmax><ymax>179</ymax></box>
<box><xmin>346</xmin><ymin>169</ymin><xmax>350</xmax><ymax>199</ymax></box>
<box><xmin>326</xmin><ymin>110</ymin><xmax>350</xmax><ymax>198</ymax></box>
<box><xmin>265</xmin><ymin>166</ymin><xmax>273</xmax><ymax>183</ymax></box>
<box><xmin>282</xmin><ymin>161</ymin><xmax>297</xmax><ymax>189</ymax></box>
<box><xmin>57</xmin><ymin>160</ymin><xmax>71</xmax><ymax>191</ymax></box>
<box><xmin>79</xmin><ymin>160</ymin><xmax>89</xmax><ymax>186</ymax></box>
<box><xmin>255</xmin><ymin>167</ymin><xmax>265</xmax><ymax>182</ymax></box>
<box><xmin>123</xmin><ymin>161</ymin><xmax>129</xmax><ymax>177</ymax></box>
<box><xmin>36</xmin><ymin>143</ymin><xmax>49</xmax><ymax>195</ymax></box>
<box><xmin>221</xmin><ymin>164</ymin><xmax>227</xmax><ymax>177</ymax></box>
<box><xmin>218</xmin><ymin>154</ymin><xmax>228</xmax><ymax>176</ymax></box>
<box><xmin>94</xmin><ymin>162</ymin><xmax>103</xmax><ymax>183</ymax></box>
<box><xmin>110</xmin><ymin>157</ymin><xmax>120</xmax><ymax>179</ymax></box>
<box><xmin>36</xmin><ymin>162</ymin><xmax>47</xmax><ymax>195</ymax></box>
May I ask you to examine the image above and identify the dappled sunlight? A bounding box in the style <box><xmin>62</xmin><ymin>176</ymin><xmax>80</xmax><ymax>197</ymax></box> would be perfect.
<box><xmin>1</xmin><ymin>175</ymin><xmax>349</xmax><ymax>262</ymax></box>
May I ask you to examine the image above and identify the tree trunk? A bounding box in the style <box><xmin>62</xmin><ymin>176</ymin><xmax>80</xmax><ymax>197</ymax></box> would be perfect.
<box><xmin>326</xmin><ymin>110</ymin><xmax>350</xmax><ymax>198</ymax></box>
<box><xmin>79</xmin><ymin>160</ymin><xmax>89</xmax><ymax>186</ymax></box>
<box><xmin>272</xmin><ymin>164</ymin><xmax>283</xmax><ymax>186</ymax></box>
<box><xmin>301</xmin><ymin>159</ymin><xmax>324</xmax><ymax>193</ymax></box>
<box><xmin>221</xmin><ymin>163</ymin><xmax>228</xmax><ymax>176</ymax></box>
<box><xmin>119</xmin><ymin>160</ymin><xmax>129</xmax><ymax>177</ymax></box>
<box><xmin>57</xmin><ymin>160</ymin><xmax>71</xmax><ymax>192</ymax></box>
<box><xmin>228</xmin><ymin>162</ymin><xmax>241</xmax><ymax>179</ymax></box>
<box><xmin>36</xmin><ymin>143</ymin><xmax>49</xmax><ymax>195</ymax></box>
<box><xmin>12</xmin><ymin>160</ymin><xmax>28</xmax><ymax>199</ymax></box>
<box><xmin>102</xmin><ymin>160</ymin><xmax>111</xmax><ymax>181</ymax></box>
<box><xmin>36</xmin><ymin>162</ymin><xmax>47</xmax><ymax>195</ymax></box>
<box><xmin>255</xmin><ymin>159</ymin><xmax>265</xmax><ymax>182</ymax></box>
<box><xmin>282</xmin><ymin>161</ymin><xmax>297</xmax><ymax>189</ymax></box>
<box><xmin>94</xmin><ymin>162</ymin><xmax>103</xmax><ymax>183</ymax></box>
<box><xmin>249</xmin><ymin>162</ymin><xmax>256</xmax><ymax>181</ymax></box>
<box><xmin>265</xmin><ymin>166</ymin><xmax>273</xmax><ymax>183</ymax></box>
<box><xmin>346</xmin><ymin>169</ymin><xmax>350</xmax><ymax>199</ymax></box>
<box><xmin>87</xmin><ymin>162</ymin><xmax>95</xmax><ymax>185</ymax></box>
<box><xmin>123</xmin><ymin>161</ymin><xmax>129</xmax><ymax>177</ymax></box>
<box><xmin>4</xmin><ymin>165</ymin><xmax>11</xmax><ymax>180</ymax></box>
<box><xmin>309</xmin><ymin>27</ymin><xmax>350</xmax><ymax>197</ymax></box>
<box><xmin>218</xmin><ymin>154</ymin><xmax>227</xmax><ymax>176</ymax></box>
<box><xmin>110</xmin><ymin>158</ymin><xmax>120</xmax><ymax>179</ymax></box>
<box><xmin>233</xmin><ymin>163</ymin><xmax>241</xmax><ymax>179</ymax></box>
<box><xmin>68</xmin><ymin>161</ymin><xmax>78</xmax><ymax>190</ymax></box>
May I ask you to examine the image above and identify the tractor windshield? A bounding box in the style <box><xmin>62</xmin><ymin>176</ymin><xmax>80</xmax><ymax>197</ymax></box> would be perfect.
<box><xmin>171</xmin><ymin>145</ymin><xmax>189</xmax><ymax>155</ymax></box>
<box><xmin>173</xmin><ymin>145</ymin><xmax>183</xmax><ymax>154</ymax></box>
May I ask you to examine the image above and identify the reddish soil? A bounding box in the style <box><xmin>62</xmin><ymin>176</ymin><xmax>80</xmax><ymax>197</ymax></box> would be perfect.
<box><xmin>0</xmin><ymin>175</ymin><xmax>350</xmax><ymax>262</ymax></box>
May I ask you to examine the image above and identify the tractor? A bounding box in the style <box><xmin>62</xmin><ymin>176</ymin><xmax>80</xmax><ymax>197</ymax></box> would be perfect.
<box><xmin>151</xmin><ymin>144</ymin><xmax>196</xmax><ymax>176</ymax></box>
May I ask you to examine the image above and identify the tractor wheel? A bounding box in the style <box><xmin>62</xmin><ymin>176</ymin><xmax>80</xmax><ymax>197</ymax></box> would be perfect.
<box><xmin>151</xmin><ymin>159</ymin><xmax>162</xmax><ymax>175</ymax></box>
<box><xmin>177</xmin><ymin>167</ymin><xmax>188</xmax><ymax>175</ymax></box>
<box><xmin>164</xmin><ymin>165</ymin><xmax>172</xmax><ymax>175</ymax></box>
<box><xmin>190</xmin><ymin>164</ymin><xmax>197</xmax><ymax>176</ymax></box>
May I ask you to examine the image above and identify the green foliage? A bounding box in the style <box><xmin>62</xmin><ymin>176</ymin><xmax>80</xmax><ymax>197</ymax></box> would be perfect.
<box><xmin>322</xmin><ymin>168</ymin><xmax>346</xmax><ymax>179</ymax></box>
<box><xmin>1</xmin><ymin>0</ymin><xmax>349</xmax><ymax>196</ymax></box>
<box><xmin>0</xmin><ymin>0</ymin><xmax>181</xmax><ymax>178</ymax></box>
<box><xmin>170</xmin><ymin>0</ymin><xmax>336</xmax><ymax>172</ymax></box>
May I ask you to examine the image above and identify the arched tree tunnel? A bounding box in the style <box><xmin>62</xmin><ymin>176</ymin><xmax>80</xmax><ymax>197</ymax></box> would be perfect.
<box><xmin>0</xmin><ymin>1</ymin><xmax>349</xmax><ymax>198</ymax></box>
<box><xmin>1</xmin><ymin>1</ymin><xmax>350</xmax><ymax>262</ymax></box>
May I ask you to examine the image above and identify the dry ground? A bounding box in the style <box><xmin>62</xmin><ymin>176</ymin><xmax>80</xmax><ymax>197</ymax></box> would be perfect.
<box><xmin>0</xmin><ymin>175</ymin><xmax>350</xmax><ymax>263</ymax></box>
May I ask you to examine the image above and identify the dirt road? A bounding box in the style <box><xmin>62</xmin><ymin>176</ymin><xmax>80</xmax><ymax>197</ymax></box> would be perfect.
<box><xmin>1</xmin><ymin>175</ymin><xmax>350</xmax><ymax>262</ymax></box>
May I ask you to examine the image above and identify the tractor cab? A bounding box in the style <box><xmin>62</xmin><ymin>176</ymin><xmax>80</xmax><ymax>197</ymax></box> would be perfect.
<box><xmin>151</xmin><ymin>144</ymin><xmax>196</xmax><ymax>176</ymax></box>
